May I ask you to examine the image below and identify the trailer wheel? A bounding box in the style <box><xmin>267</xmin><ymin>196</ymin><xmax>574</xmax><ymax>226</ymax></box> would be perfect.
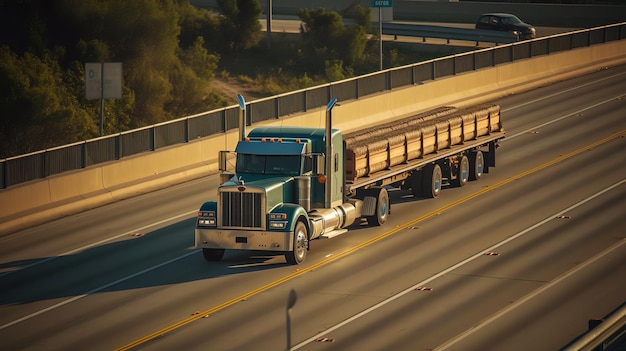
<box><xmin>422</xmin><ymin>163</ymin><xmax>442</xmax><ymax>198</ymax></box>
<box><xmin>469</xmin><ymin>150</ymin><xmax>484</xmax><ymax>181</ymax></box>
<box><xmin>453</xmin><ymin>155</ymin><xmax>469</xmax><ymax>187</ymax></box>
<box><xmin>285</xmin><ymin>220</ymin><xmax>308</xmax><ymax>265</ymax></box>
<box><xmin>202</xmin><ymin>248</ymin><xmax>225</xmax><ymax>262</ymax></box>
<box><xmin>367</xmin><ymin>187</ymin><xmax>389</xmax><ymax>226</ymax></box>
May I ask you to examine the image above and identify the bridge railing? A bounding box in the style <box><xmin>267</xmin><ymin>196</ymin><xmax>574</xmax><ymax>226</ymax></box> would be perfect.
<box><xmin>381</xmin><ymin>22</ymin><xmax>520</xmax><ymax>44</ymax></box>
<box><xmin>1</xmin><ymin>23</ymin><xmax>624</xmax><ymax>189</ymax></box>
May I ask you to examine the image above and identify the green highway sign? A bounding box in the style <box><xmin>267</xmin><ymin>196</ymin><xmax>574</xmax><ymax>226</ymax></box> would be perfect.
<box><xmin>371</xmin><ymin>0</ymin><xmax>392</xmax><ymax>7</ymax></box>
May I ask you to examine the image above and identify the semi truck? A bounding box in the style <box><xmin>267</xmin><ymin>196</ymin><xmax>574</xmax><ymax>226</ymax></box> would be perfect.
<box><xmin>195</xmin><ymin>97</ymin><xmax>504</xmax><ymax>264</ymax></box>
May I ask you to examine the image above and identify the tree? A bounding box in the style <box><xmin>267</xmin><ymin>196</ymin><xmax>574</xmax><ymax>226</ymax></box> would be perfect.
<box><xmin>354</xmin><ymin>5</ymin><xmax>373</xmax><ymax>34</ymax></box>
<box><xmin>217</xmin><ymin>0</ymin><xmax>263</xmax><ymax>51</ymax></box>
<box><xmin>298</xmin><ymin>8</ymin><xmax>370</xmax><ymax>75</ymax></box>
<box><xmin>178</xmin><ymin>4</ymin><xmax>222</xmax><ymax>51</ymax></box>
<box><xmin>180</xmin><ymin>37</ymin><xmax>219</xmax><ymax>81</ymax></box>
<box><xmin>0</xmin><ymin>0</ymin><xmax>231</xmax><ymax>157</ymax></box>
<box><xmin>0</xmin><ymin>47</ymin><xmax>96</xmax><ymax>158</ymax></box>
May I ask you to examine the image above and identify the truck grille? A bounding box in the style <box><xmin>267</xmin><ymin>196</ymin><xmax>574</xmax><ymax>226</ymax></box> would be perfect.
<box><xmin>220</xmin><ymin>191</ymin><xmax>264</xmax><ymax>229</ymax></box>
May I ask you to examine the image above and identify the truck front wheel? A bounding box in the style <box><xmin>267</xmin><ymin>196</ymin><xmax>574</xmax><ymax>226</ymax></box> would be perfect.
<box><xmin>367</xmin><ymin>187</ymin><xmax>389</xmax><ymax>226</ymax></box>
<box><xmin>202</xmin><ymin>248</ymin><xmax>225</xmax><ymax>262</ymax></box>
<box><xmin>285</xmin><ymin>220</ymin><xmax>308</xmax><ymax>265</ymax></box>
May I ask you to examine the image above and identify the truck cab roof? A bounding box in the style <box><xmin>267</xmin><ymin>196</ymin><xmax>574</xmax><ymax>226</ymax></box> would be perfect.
<box><xmin>247</xmin><ymin>126</ymin><xmax>341</xmax><ymax>154</ymax></box>
<box><xmin>235</xmin><ymin>139</ymin><xmax>308</xmax><ymax>155</ymax></box>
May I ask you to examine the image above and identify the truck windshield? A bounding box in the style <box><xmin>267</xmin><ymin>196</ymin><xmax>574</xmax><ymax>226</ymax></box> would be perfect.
<box><xmin>237</xmin><ymin>154</ymin><xmax>301</xmax><ymax>176</ymax></box>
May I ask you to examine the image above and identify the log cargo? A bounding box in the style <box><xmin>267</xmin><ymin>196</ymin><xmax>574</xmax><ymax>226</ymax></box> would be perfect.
<box><xmin>344</xmin><ymin>104</ymin><xmax>502</xmax><ymax>181</ymax></box>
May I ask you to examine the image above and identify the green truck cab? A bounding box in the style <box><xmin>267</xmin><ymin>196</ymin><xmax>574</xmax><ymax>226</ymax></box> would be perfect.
<box><xmin>195</xmin><ymin>126</ymin><xmax>362</xmax><ymax>264</ymax></box>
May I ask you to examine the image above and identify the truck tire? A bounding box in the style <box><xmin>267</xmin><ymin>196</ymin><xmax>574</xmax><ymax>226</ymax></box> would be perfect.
<box><xmin>285</xmin><ymin>220</ymin><xmax>308</xmax><ymax>265</ymax></box>
<box><xmin>202</xmin><ymin>248</ymin><xmax>225</xmax><ymax>262</ymax></box>
<box><xmin>367</xmin><ymin>187</ymin><xmax>389</xmax><ymax>226</ymax></box>
<box><xmin>469</xmin><ymin>150</ymin><xmax>484</xmax><ymax>181</ymax></box>
<box><xmin>453</xmin><ymin>155</ymin><xmax>469</xmax><ymax>187</ymax></box>
<box><xmin>422</xmin><ymin>163</ymin><xmax>442</xmax><ymax>198</ymax></box>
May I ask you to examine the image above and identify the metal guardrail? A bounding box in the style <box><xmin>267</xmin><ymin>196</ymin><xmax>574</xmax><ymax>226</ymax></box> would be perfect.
<box><xmin>382</xmin><ymin>22</ymin><xmax>519</xmax><ymax>44</ymax></box>
<box><xmin>561</xmin><ymin>302</ymin><xmax>626</xmax><ymax>351</ymax></box>
<box><xmin>1</xmin><ymin>22</ymin><xmax>625</xmax><ymax>190</ymax></box>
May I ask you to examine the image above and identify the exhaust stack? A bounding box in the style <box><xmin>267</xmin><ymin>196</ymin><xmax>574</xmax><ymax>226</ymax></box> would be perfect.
<box><xmin>237</xmin><ymin>94</ymin><xmax>246</xmax><ymax>141</ymax></box>
<box><xmin>325</xmin><ymin>98</ymin><xmax>337</xmax><ymax>209</ymax></box>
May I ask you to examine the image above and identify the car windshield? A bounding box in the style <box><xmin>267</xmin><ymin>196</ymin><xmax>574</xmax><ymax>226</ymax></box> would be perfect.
<box><xmin>502</xmin><ymin>15</ymin><xmax>522</xmax><ymax>25</ymax></box>
<box><xmin>237</xmin><ymin>154</ymin><xmax>301</xmax><ymax>176</ymax></box>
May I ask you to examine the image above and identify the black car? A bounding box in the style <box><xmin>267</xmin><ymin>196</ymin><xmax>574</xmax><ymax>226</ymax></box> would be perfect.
<box><xmin>475</xmin><ymin>13</ymin><xmax>537</xmax><ymax>41</ymax></box>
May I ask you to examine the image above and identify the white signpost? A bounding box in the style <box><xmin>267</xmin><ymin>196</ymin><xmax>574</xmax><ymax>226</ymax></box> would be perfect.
<box><xmin>85</xmin><ymin>62</ymin><xmax>122</xmax><ymax>136</ymax></box>
<box><xmin>371</xmin><ymin>0</ymin><xmax>393</xmax><ymax>71</ymax></box>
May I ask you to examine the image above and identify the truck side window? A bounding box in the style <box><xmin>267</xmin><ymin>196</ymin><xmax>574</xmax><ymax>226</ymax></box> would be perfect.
<box><xmin>303</xmin><ymin>155</ymin><xmax>313</xmax><ymax>174</ymax></box>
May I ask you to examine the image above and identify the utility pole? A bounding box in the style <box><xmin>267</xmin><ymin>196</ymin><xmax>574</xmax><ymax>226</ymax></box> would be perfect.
<box><xmin>267</xmin><ymin>0</ymin><xmax>272</xmax><ymax>49</ymax></box>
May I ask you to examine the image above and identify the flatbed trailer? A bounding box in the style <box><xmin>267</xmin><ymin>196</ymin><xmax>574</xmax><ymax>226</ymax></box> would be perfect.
<box><xmin>348</xmin><ymin>131</ymin><xmax>502</xmax><ymax>192</ymax></box>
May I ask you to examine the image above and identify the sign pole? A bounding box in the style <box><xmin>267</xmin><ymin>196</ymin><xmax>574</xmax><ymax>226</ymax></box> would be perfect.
<box><xmin>379</xmin><ymin>7</ymin><xmax>383</xmax><ymax>70</ymax></box>
<box><xmin>372</xmin><ymin>0</ymin><xmax>392</xmax><ymax>70</ymax></box>
<box><xmin>100</xmin><ymin>62</ymin><xmax>104</xmax><ymax>136</ymax></box>
<box><xmin>86</xmin><ymin>62</ymin><xmax>122</xmax><ymax>137</ymax></box>
<box><xmin>267</xmin><ymin>0</ymin><xmax>272</xmax><ymax>49</ymax></box>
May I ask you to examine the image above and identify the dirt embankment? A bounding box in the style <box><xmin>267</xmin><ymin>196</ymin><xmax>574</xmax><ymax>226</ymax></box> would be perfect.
<box><xmin>210</xmin><ymin>76</ymin><xmax>267</xmax><ymax>105</ymax></box>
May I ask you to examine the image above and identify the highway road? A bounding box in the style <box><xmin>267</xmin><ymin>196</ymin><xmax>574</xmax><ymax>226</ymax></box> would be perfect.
<box><xmin>1</xmin><ymin>64</ymin><xmax>625</xmax><ymax>351</ymax></box>
<box><xmin>263</xmin><ymin>16</ymin><xmax>577</xmax><ymax>46</ymax></box>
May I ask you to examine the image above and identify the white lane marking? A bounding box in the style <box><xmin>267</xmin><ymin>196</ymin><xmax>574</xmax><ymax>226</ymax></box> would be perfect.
<box><xmin>501</xmin><ymin>70</ymin><xmax>626</xmax><ymax>113</ymax></box>
<box><xmin>292</xmin><ymin>179</ymin><xmax>625</xmax><ymax>350</ymax></box>
<box><xmin>503</xmin><ymin>95</ymin><xmax>625</xmax><ymax>141</ymax></box>
<box><xmin>0</xmin><ymin>250</ymin><xmax>198</xmax><ymax>331</ymax></box>
<box><xmin>434</xmin><ymin>238</ymin><xmax>626</xmax><ymax>351</ymax></box>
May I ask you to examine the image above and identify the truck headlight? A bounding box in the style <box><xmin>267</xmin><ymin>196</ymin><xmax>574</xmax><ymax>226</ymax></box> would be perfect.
<box><xmin>269</xmin><ymin>213</ymin><xmax>287</xmax><ymax>229</ymax></box>
<box><xmin>198</xmin><ymin>218</ymin><xmax>217</xmax><ymax>226</ymax></box>
<box><xmin>198</xmin><ymin>211</ymin><xmax>216</xmax><ymax>226</ymax></box>
<box><xmin>269</xmin><ymin>213</ymin><xmax>287</xmax><ymax>220</ymax></box>
<box><xmin>269</xmin><ymin>221</ymin><xmax>287</xmax><ymax>229</ymax></box>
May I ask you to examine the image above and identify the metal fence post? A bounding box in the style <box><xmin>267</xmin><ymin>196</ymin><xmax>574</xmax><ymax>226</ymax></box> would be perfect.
<box><xmin>430</xmin><ymin>61</ymin><xmax>436</xmax><ymax>80</ymax></box>
<box><xmin>184</xmin><ymin>118</ymin><xmax>190</xmax><ymax>142</ymax></box>
<box><xmin>0</xmin><ymin>160</ymin><xmax>5</xmax><ymax>189</ymax></box>
<box><xmin>115</xmin><ymin>134</ymin><xmax>121</xmax><ymax>160</ymax></box>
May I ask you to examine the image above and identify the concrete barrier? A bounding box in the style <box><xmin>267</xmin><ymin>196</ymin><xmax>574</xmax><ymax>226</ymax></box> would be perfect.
<box><xmin>1</xmin><ymin>39</ymin><xmax>625</xmax><ymax>235</ymax></box>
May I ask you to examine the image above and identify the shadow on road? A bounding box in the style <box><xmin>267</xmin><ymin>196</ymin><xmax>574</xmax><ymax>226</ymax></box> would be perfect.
<box><xmin>0</xmin><ymin>187</ymin><xmax>437</xmax><ymax>306</ymax></box>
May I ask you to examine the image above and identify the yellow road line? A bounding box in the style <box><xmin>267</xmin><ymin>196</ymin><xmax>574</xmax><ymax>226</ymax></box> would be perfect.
<box><xmin>116</xmin><ymin>129</ymin><xmax>625</xmax><ymax>351</ymax></box>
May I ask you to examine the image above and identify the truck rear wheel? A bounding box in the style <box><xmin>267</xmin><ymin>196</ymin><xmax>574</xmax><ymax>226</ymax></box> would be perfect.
<box><xmin>285</xmin><ymin>220</ymin><xmax>308</xmax><ymax>265</ymax></box>
<box><xmin>202</xmin><ymin>248</ymin><xmax>225</xmax><ymax>262</ymax></box>
<box><xmin>422</xmin><ymin>163</ymin><xmax>442</xmax><ymax>198</ymax></box>
<box><xmin>367</xmin><ymin>187</ymin><xmax>389</xmax><ymax>226</ymax></box>
<box><xmin>469</xmin><ymin>150</ymin><xmax>484</xmax><ymax>181</ymax></box>
<box><xmin>453</xmin><ymin>155</ymin><xmax>469</xmax><ymax>187</ymax></box>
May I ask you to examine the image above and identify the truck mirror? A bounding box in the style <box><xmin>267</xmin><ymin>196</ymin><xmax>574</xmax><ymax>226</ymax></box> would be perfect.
<box><xmin>303</xmin><ymin>155</ymin><xmax>313</xmax><ymax>174</ymax></box>
<box><xmin>315</xmin><ymin>154</ymin><xmax>325</xmax><ymax>174</ymax></box>
<box><xmin>219</xmin><ymin>151</ymin><xmax>236</xmax><ymax>173</ymax></box>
